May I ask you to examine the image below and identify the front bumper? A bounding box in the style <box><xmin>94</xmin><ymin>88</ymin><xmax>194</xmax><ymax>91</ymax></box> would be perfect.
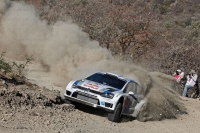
<box><xmin>64</xmin><ymin>89</ymin><xmax>117</xmax><ymax>112</ymax></box>
<box><xmin>64</xmin><ymin>94</ymin><xmax>113</xmax><ymax>112</ymax></box>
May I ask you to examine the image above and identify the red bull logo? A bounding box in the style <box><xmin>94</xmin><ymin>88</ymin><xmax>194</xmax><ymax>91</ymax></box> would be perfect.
<box><xmin>83</xmin><ymin>83</ymin><xmax>99</xmax><ymax>90</ymax></box>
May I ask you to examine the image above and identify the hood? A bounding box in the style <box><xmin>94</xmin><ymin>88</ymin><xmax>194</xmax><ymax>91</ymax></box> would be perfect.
<box><xmin>76</xmin><ymin>80</ymin><xmax>120</xmax><ymax>93</ymax></box>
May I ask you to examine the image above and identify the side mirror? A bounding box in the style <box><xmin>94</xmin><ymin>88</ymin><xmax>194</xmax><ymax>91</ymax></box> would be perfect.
<box><xmin>128</xmin><ymin>91</ymin><xmax>134</xmax><ymax>95</ymax></box>
<box><xmin>128</xmin><ymin>91</ymin><xmax>137</xmax><ymax>101</ymax></box>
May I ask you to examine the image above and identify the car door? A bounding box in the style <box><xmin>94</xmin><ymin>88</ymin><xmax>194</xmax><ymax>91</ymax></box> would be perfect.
<box><xmin>121</xmin><ymin>82</ymin><xmax>138</xmax><ymax>114</ymax></box>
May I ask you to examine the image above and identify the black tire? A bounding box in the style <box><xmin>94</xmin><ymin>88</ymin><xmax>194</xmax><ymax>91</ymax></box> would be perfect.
<box><xmin>108</xmin><ymin>103</ymin><xmax>122</xmax><ymax>122</ymax></box>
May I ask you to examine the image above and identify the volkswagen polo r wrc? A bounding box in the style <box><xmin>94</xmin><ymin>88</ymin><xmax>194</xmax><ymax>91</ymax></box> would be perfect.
<box><xmin>64</xmin><ymin>72</ymin><xmax>146</xmax><ymax>122</ymax></box>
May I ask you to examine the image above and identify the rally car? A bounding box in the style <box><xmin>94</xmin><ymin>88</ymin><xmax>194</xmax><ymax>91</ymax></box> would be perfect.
<box><xmin>64</xmin><ymin>72</ymin><xmax>145</xmax><ymax>122</ymax></box>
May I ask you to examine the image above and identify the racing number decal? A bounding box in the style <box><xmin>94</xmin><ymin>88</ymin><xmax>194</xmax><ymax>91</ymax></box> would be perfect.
<box><xmin>83</xmin><ymin>83</ymin><xmax>99</xmax><ymax>90</ymax></box>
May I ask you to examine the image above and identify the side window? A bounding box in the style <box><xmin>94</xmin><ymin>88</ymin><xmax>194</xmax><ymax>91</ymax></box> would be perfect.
<box><xmin>132</xmin><ymin>83</ymin><xmax>137</xmax><ymax>94</ymax></box>
<box><xmin>123</xmin><ymin>83</ymin><xmax>132</xmax><ymax>93</ymax></box>
<box><xmin>123</xmin><ymin>82</ymin><xmax>137</xmax><ymax>94</ymax></box>
<box><xmin>136</xmin><ymin>84</ymin><xmax>141</xmax><ymax>94</ymax></box>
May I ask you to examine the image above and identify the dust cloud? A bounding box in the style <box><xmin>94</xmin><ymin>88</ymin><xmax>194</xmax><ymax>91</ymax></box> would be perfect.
<box><xmin>0</xmin><ymin>0</ymin><xmax>186</xmax><ymax>121</ymax></box>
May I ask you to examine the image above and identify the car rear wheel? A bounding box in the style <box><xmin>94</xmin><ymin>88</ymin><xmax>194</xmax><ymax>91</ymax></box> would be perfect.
<box><xmin>108</xmin><ymin>103</ymin><xmax>122</xmax><ymax>122</ymax></box>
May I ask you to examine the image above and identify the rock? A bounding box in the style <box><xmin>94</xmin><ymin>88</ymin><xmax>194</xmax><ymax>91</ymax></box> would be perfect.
<box><xmin>29</xmin><ymin>112</ymin><xmax>39</xmax><ymax>116</ymax></box>
<box><xmin>2</xmin><ymin>118</ymin><xmax>6</xmax><ymax>121</ymax></box>
<box><xmin>45</xmin><ymin>120</ymin><xmax>50</xmax><ymax>126</ymax></box>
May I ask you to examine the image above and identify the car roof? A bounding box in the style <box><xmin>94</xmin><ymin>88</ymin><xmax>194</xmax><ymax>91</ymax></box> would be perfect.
<box><xmin>96</xmin><ymin>72</ymin><xmax>136</xmax><ymax>83</ymax></box>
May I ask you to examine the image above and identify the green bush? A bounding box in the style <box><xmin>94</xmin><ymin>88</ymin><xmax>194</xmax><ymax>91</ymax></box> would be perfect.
<box><xmin>163</xmin><ymin>0</ymin><xmax>175</xmax><ymax>6</ymax></box>
<box><xmin>12</xmin><ymin>57</ymin><xmax>32</xmax><ymax>76</ymax></box>
<box><xmin>0</xmin><ymin>52</ymin><xmax>12</xmax><ymax>73</ymax></box>
<box><xmin>163</xmin><ymin>21</ymin><xmax>173</xmax><ymax>29</ymax></box>
<box><xmin>0</xmin><ymin>52</ymin><xmax>32</xmax><ymax>76</ymax></box>
<box><xmin>150</xmin><ymin>3</ymin><xmax>158</xmax><ymax>10</ymax></box>
<box><xmin>186</xmin><ymin>20</ymin><xmax>200</xmax><ymax>42</ymax></box>
<box><xmin>153</xmin><ymin>0</ymin><xmax>164</xmax><ymax>4</ymax></box>
<box><xmin>158</xmin><ymin>5</ymin><xmax>168</xmax><ymax>14</ymax></box>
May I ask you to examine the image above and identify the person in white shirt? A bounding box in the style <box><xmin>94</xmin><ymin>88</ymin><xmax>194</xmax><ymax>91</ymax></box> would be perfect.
<box><xmin>182</xmin><ymin>70</ymin><xmax>198</xmax><ymax>97</ymax></box>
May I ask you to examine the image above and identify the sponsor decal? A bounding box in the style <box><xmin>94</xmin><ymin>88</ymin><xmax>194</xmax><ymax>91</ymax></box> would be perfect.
<box><xmin>75</xmin><ymin>81</ymin><xmax>79</xmax><ymax>85</ymax></box>
<box><xmin>102</xmin><ymin>88</ymin><xmax>119</xmax><ymax>93</ymax></box>
<box><xmin>83</xmin><ymin>83</ymin><xmax>99</xmax><ymax>90</ymax></box>
<box><xmin>103</xmin><ymin>90</ymin><xmax>112</xmax><ymax>94</ymax></box>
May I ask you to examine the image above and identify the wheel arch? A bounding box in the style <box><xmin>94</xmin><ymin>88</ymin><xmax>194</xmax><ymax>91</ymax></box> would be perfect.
<box><xmin>116</xmin><ymin>96</ymin><xmax>125</xmax><ymax>111</ymax></box>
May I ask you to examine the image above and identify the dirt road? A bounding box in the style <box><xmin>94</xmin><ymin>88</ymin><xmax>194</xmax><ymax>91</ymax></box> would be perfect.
<box><xmin>0</xmin><ymin>85</ymin><xmax>200</xmax><ymax>133</ymax></box>
<box><xmin>0</xmin><ymin>64</ymin><xmax>200</xmax><ymax>133</ymax></box>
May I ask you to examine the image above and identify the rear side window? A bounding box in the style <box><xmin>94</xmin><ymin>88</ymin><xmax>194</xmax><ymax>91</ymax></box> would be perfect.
<box><xmin>123</xmin><ymin>82</ymin><xmax>137</xmax><ymax>94</ymax></box>
<box><xmin>136</xmin><ymin>85</ymin><xmax>142</xmax><ymax>94</ymax></box>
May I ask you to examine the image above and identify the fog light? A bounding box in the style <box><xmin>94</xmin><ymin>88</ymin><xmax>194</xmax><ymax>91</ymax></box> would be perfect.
<box><xmin>105</xmin><ymin>102</ymin><xmax>113</xmax><ymax>108</ymax></box>
<box><xmin>66</xmin><ymin>90</ymin><xmax>71</xmax><ymax>95</ymax></box>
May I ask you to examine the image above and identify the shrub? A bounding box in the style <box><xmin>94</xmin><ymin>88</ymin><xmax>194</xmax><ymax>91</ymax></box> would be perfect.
<box><xmin>153</xmin><ymin>0</ymin><xmax>164</xmax><ymax>5</ymax></box>
<box><xmin>150</xmin><ymin>3</ymin><xmax>158</xmax><ymax>10</ymax></box>
<box><xmin>186</xmin><ymin>20</ymin><xmax>200</xmax><ymax>43</ymax></box>
<box><xmin>158</xmin><ymin>5</ymin><xmax>168</xmax><ymax>14</ymax></box>
<box><xmin>0</xmin><ymin>52</ymin><xmax>12</xmax><ymax>74</ymax></box>
<box><xmin>163</xmin><ymin>0</ymin><xmax>175</xmax><ymax>6</ymax></box>
<box><xmin>0</xmin><ymin>52</ymin><xmax>32</xmax><ymax>76</ymax></box>
<box><xmin>163</xmin><ymin>21</ymin><xmax>173</xmax><ymax>29</ymax></box>
<box><xmin>12</xmin><ymin>57</ymin><xmax>33</xmax><ymax>76</ymax></box>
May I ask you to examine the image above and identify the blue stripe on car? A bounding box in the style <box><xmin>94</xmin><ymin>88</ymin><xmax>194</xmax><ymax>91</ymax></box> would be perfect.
<box><xmin>74</xmin><ymin>81</ymin><xmax>79</xmax><ymax>85</ymax></box>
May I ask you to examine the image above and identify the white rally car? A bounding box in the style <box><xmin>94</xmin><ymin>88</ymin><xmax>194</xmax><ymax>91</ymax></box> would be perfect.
<box><xmin>64</xmin><ymin>72</ymin><xmax>145</xmax><ymax>122</ymax></box>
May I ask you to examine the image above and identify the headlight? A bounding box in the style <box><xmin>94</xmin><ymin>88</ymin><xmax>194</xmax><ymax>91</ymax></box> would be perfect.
<box><xmin>72</xmin><ymin>83</ymin><xmax>77</xmax><ymax>88</ymax></box>
<box><xmin>72</xmin><ymin>81</ymin><xmax>79</xmax><ymax>88</ymax></box>
<box><xmin>101</xmin><ymin>93</ymin><xmax>114</xmax><ymax>99</ymax></box>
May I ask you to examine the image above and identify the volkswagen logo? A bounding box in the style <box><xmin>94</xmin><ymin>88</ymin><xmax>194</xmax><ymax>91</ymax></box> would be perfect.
<box><xmin>87</xmin><ymin>88</ymin><xmax>90</xmax><ymax>92</ymax></box>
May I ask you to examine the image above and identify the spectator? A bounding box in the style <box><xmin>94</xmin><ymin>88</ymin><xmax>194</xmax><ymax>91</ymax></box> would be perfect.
<box><xmin>179</xmin><ymin>68</ymin><xmax>185</xmax><ymax>80</ymax></box>
<box><xmin>173</xmin><ymin>69</ymin><xmax>181</xmax><ymax>83</ymax></box>
<box><xmin>182</xmin><ymin>70</ymin><xmax>198</xmax><ymax>97</ymax></box>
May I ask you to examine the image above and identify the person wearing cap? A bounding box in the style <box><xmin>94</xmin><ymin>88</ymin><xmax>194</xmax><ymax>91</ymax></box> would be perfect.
<box><xmin>182</xmin><ymin>70</ymin><xmax>198</xmax><ymax>97</ymax></box>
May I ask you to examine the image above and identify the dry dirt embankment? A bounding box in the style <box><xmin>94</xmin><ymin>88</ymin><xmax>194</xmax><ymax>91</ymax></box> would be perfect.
<box><xmin>0</xmin><ymin>74</ymin><xmax>75</xmax><ymax>132</ymax></box>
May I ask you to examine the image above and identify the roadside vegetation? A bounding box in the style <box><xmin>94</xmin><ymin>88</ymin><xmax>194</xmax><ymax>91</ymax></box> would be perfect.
<box><xmin>12</xmin><ymin>0</ymin><xmax>200</xmax><ymax>75</ymax></box>
<box><xmin>0</xmin><ymin>52</ymin><xmax>32</xmax><ymax>83</ymax></box>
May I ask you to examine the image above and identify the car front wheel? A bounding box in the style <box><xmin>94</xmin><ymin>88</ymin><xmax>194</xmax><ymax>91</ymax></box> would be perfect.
<box><xmin>107</xmin><ymin>103</ymin><xmax>122</xmax><ymax>122</ymax></box>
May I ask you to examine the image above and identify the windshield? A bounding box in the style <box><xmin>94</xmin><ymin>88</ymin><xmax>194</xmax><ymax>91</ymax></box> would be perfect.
<box><xmin>86</xmin><ymin>73</ymin><xmax>126</xmax><ymax>90</ymax></box>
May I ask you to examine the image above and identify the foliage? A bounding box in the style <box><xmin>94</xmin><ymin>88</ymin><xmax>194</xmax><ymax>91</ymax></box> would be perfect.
<box><xmin>163</xmin><ymin>0</ymin><xmax>175</xmax><ymax>6</ymax></box>
<box><xmin>12</xmin><ymin>57</ymin><xmax>33</xmax><ymax>76</ymax></box>
<box><xmin>150</xmin><ymin>3</ymin><xmax>158</xmax><ymax>10</ymax></box>
<box><xmin>163</xmin><ymin>21</ymin><xmax>173</xmax><ymax>29</ymax></box>
<box><xmin>158</xmin><ymin>5</ymin><xmax>168</xmax><ymax>14</ymax></box>
<box><xmin>0</xmin><ymin>52</ymin><xmax>12</xmax><ymax>73</ymax></box>
<box><xmin>37</xmin><ymin>0</ymin><xmax>154</xmax><ymax>57</ymax></box>
<box><xmin>187</xmin><ymin>20</ymin><xmax>200</xmax><ymax>42</ymax></box>
<box><xmin>12</xmin><ymin>0</ymin><xmax>200</xmax><ymax>75</ymax></box>
<box><xmin>0</xmin><ymin>52</ymin><xmax>32</xmax><ymax>76</ymax></box>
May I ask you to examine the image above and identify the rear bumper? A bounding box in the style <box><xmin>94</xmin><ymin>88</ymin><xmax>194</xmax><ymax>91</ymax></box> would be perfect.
<box><xmin>64</xmin><ymin>94</ymin><xmax>114</xmax><ymax>112</ymax></box>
